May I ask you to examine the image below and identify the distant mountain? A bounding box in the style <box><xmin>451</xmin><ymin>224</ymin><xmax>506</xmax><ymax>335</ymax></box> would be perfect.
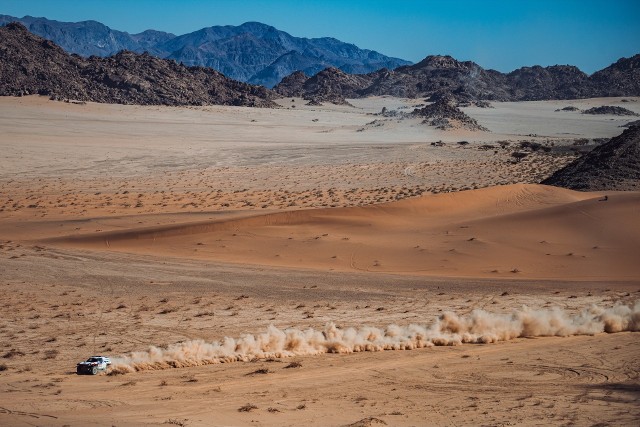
<box><xmin>0</xmin><ymin>14</ymin><xmax>175</xmax><ymax>57</ymax></box>
<box><xmin>274</xmin><ymin>54</ymin><xmax>640</xmax><ymax>104</ymax></box>
<box><xmin>0</xmin><ymin>23</ymin><xmax>274</xmax><ymax>107</ymax></box>
<box><xmin>542</xmin><ymin>125</ymin><xmax>640</xmax><ymax>191</ymax></box>
<box><xmin>0</xmin><ymin>15</ymin><xmax>410</xmax><ymax>87</ymax></box>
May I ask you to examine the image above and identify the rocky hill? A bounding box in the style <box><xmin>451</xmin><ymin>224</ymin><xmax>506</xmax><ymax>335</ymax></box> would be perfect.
<box><xmin>275</xmin><ymin>54</ymin><xmax>640</xmax><ymax>104</ymax></box>
<box><xmin>410</xmin><ymin>98</ymin><xmax>489</xmax><ymax>131</ymax></box>
<box><xmin>0</xmin><ymin>16</ymin><xmax>410</xmax><ymax>88</ymax></box>
<box><xmin>298</xmin><ymin>67</ymin><xmax>372</xmax><ymax>105</ymax></box>
<box><xmin>541</xmin><ymin>125</ymin><xmax>640</xmax><ymax>191</ymax></box>
<box><xmin>590</xmin><ymin>55</ymin><xmax>640</xmax><ymax>97</ymax></box>
<box><xmin>506</xmin><ymin>65</ymin><xmax>594</xmax><ymax>100</ymax></box>
<box><xmin>0</xmin><ymin>23</ymin><xmax>274</xmax><ymax>107</ymax></box>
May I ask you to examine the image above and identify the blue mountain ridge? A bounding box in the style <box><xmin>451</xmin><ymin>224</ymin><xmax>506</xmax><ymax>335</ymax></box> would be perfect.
<box><xmin>0</xmin><ymin>15</ymin><xmax>410</xmax><ymax>87</ymax></box>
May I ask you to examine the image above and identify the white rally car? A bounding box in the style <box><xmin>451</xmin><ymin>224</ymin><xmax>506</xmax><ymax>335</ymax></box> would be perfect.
<box><xmin>76</xmin><ymin>356</ymin><xmax>111</xmax><ymax>375</ymax></box>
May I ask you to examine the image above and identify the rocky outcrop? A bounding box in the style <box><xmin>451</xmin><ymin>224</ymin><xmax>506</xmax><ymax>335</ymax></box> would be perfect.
<box><xmin>271</xmin><ymin>67</ymin><xmax>372</xmax><ymax>105</ymax></box>
<box><xmin>583</xmin><ymin>106</ymin><xmax>639</xmax><ymax>116</ymax></box>
<box><xmin>555</xmin><ymin>106</ymin><xmax>580</xmax><ymax>112</ymax></box>
<box><xmin>0</xmin><ymin>23</ymin><xmax>275</xmax><ymax>107</ymax></box>
<box><xmin>410</xmin><ymin>98</ymin><xmax>489</xmax><ymax>131</ymax></box>
<box><xmin>541</xmin><ymin>125</ymin><xmax>640</xmax><ymax>191</ymax></box>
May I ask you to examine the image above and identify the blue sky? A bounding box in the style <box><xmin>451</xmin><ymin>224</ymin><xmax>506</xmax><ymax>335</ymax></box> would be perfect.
<box><xmin>2</xmin><ymin>0</ymin><xmax>639</xmax><ymax>73</ymax></box>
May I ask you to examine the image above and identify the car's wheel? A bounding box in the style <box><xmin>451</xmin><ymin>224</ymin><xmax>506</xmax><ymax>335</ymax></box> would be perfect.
<box><xmin>77</xmin><ymin>368</ymin><xmax>81</xmax><ymax>375</ymax></box>
<box><xmin>92</xmin><ymin>366</ymin><xmax>98</xmax><ymax>375</ymax></box>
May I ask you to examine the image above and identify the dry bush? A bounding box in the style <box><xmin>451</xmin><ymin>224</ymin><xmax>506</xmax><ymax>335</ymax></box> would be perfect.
<box><xmin>238</xmin><ymin>403</ymin><xmax>258</xmax><ymax>412</ymax></box>
<box><xmin>3</xmin><ymin>349</ymin><xmax>25</xmax><ymax>359</ymax></box>
<box><xmin>193</xmin><ymin>311</ymin><xmax>214</xmax><ymax>318</ymax></box>
<box><xmin>246</xmin><ymin>368</ymin><xmax>270</xmax><ymax>376</ymax></box>
<box><xmin>43</xmin><ymin>349</ymin><xmax>59</xmax><ymax>360</ymax></box>
<box><xmin>284</xmin><ymin>361</ymin><xmax>302</xmax><ymax>369</ymax></box>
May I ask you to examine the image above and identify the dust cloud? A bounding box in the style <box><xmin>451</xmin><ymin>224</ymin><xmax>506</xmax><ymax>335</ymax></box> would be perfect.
<box><xmin>110</xmin><ymin>301</ymin><xmax>639</xmax><ymax>374</ymax></box>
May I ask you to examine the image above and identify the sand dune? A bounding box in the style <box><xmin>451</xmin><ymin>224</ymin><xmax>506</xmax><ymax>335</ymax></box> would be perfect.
<box><xmin>48</xmin><ymin>184</ymin><xmax>640</xmax><ymax>280</ymax></box>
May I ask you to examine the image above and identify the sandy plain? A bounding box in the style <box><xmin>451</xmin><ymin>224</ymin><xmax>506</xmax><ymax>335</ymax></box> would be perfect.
<box><xmin>0</xmin><ymin>95</ymin><xmax>639</xmax><ymax>426</ymax></box>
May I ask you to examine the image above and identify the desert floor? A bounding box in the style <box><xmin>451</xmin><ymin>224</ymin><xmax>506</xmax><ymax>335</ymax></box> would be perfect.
<box><xmin>0</xmin><ymin>95</ymin><xmax>639</xmax><ymax>426</ymax></box>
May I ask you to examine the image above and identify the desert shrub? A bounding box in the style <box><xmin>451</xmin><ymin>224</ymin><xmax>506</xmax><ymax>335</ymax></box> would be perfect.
<box><xmin>43</xmin><ymin>349</ymin><xmax>59</xmax><ymax>359</ymax></box>
<box><xmin>238</xmin><ymin>403</ymin><xmax>258</xmax><ymax>412</ymax></box>
<box><xmin>284</xmin><ymin>361</ymin><xmax>302</xmax><ymax>369</ymax></box>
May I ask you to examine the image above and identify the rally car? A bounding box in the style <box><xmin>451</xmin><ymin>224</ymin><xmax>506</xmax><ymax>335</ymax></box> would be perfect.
<box><xmin>76</xmin><ymin>356</ymin><xmax>111</xmax><ymax>375</ymax></box>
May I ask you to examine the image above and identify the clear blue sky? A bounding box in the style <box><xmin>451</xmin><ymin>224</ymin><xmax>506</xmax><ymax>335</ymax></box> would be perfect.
<box><xmin>2</xmin><ymin>0</ymin><xmax>639</xmax><ymax>73</ymax></box>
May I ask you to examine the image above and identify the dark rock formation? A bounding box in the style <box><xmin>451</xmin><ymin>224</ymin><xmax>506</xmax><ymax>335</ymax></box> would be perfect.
<box><xmin>541</xmin><ymin>125</ymin><xmax>640</xmax><ymax>191</ymax></box>
<box><xmin>506</xmin><ymin>65</ymin><xmax>593</xmax><ymax>100</ymax></box>
<box><xmin>297</xmin><ymin>67</ymin><xmax>371</xmax><ymax>105</ymax></box>
<box><xmin>555</xmin><ymin>106</ymin><xmax>580</xmax><ymax>112</ymax></box>
<box><xmin>273</xmin><ymin>71</ymin><xmax>308</xmax><ymax>98</ymax></box>
<box><xmin>0</xmin><ymin>22</ymin><xmax>275</xmax><ymax>107</ymax></box>
<box><xmin>590</xmin><ymin>55</ymin><xmax>640</xmax><ymax>97</ymax></box>
<box><xmin>410</xmin><ymin>98</ymin><xmax>489</xmax><ymax>131</ymax></box>
<box><xmin>583</xmin><ymin>106</ymin><xmax>639</xmax><ymax>116</ymax></box>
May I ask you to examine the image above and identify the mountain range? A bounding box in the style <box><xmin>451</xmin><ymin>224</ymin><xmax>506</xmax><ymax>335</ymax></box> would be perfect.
<box><xmin>1</xmin><ymin>19</ymin><xmax>639</xmax><ymax>108</ymax></box>
<box><xmin>275</xmin><ymin>54</ymin><xmax>640</xmax><ymax>104</ymax></box>
<box><xmin>0</xmin><ymin>15</ymin><xmax>410</xmax><ymax>87</ymax></box>
<box><xmin>0</xmin><ymin>22</ymin><xmax>274</xmax><ymax>107</ymax></box>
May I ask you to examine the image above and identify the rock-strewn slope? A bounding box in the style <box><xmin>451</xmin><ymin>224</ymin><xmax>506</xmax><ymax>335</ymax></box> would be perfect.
<box><xmin>0</xmin><ymin>23</ymin><xmax>274</xmax><ymax>107</ymax></box>
<box><xmin>541</xmin><ymin>125</ymin><xmax>640</xmax><ymax>191</ymax></box>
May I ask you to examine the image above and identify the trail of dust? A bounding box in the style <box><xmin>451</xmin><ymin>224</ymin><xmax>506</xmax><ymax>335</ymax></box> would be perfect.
<box><xmin>110</xmin><ymin>301</ymin><xmax>639</xmax><ymax>374</ymax></box>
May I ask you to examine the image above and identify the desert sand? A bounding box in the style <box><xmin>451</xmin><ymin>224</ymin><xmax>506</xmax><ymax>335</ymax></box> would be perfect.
<box><xmin>0</xmin><ymin>95</ymin><xmax>639</xmax><ymax>426</ymax></box>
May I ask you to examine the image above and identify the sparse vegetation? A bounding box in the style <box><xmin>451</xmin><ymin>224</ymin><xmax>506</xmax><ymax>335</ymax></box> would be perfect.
<box><xmin>238</xmin><ymin>403</ymin><xmax>258</xmax><ymax>412</ymax></box>
<box><xmin>246</xmin><ymin>368</ymin><xmax>270</xmax><ymax>376</ymax></box>
<box><xmin>43</xmin><ymin>349</ymin><xmax>59</xmax><ymax>359</ymax></box>
<box><xmin>284</xmin><ymin>361</ymin><xmax>302</xmax><ymax>369</ymax></box>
